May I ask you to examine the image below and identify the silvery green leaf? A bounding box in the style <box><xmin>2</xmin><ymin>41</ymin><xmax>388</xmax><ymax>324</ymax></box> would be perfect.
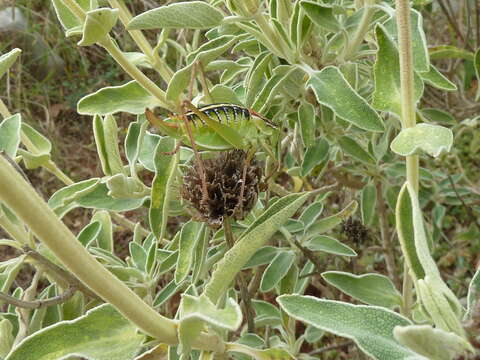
<box><xmin>307</xmin><ymin>200</ymin><xmax>358</xmax><ymax>236</ymax></box>
<box><xmin>421</xmin><ymin>108</ymin><xmax>455</xmax><ymax>125</ymax></box>
<box><xmin>393</xmin><ymin>325</ymin><xmax>472</xmax><ymax>360</ymax></box>
<box><xmin>0</xmin><ymin>48</ymin><xmax>21</xmax><ymax>80</ymax></box>
<box><xmin>298</xmin><ymin>101</ymin><xmax>316</xmax><ymax>148</ymax></box>
<box><xmin>305</xmin><ymin>236</ymin><xmax>356</xmax><ymax>257</ymax></box>
<box><xmin>5</xmin><ymin>304</ymin><xmax>144</xmax><ymax>360</ymax></box>
<box><xmin>0</xmin><ymin>113</ymin><xmax>21</xmax><ymax>158</ymax></box>
<box><xmin>419</xmin><ymin>65</ymin><xmax>457</xmax><ymax>91</ymax></box>
<box><xmin>167</xmin><ymin>36</ymin><xmax>237</xmax><ymax>101</ymax></box>
<box><xmin>175</xmin><ymin>221</ymin><xmax>203</xmax><ymax>284</ymax></box>
<box><xmin>465</xmin><ymin>267</ymin><xmax>480</xmax><ymax>321</ymax></box>
<box><xmin>0</xmin><ymin>319</ymin><xmax>14</xmax><ymax>358</ymax></box>
<box><xmin>91</xmin><ymin>210</ymin><xmax>113</xmax><ymax>252</ymax></box>
<box><xmin>277</xmin><ymin>295</ymin><xmax>422</xmax><ymax>360</ymax></box>
<box><xmin>128</xmin><ymin>1</ymin><xmax>223</xmax><ymax>30</ymax></box>
<box><xmin>180</xmin><ymin>295</ymin><xmax>242</xmax><ymax>331</ymax></box>
<box><xmin>301</xmin><ymin>138</ymin><xmax>329</xmax><ymax>176</ymax></box>
<box><xmin>322</xmin><ymin>271</ymin><xmax>402</xmax><ymax>308</ymax></box>
<box><xmin>51</xmin><ymin>0</ymin><xmax>91</xmax><ymax>30</ymax></box>
<box><xmin>361</xmin><ymin>182</ymin><xmax>377</xmax><ymax>226</ymax></box>
<box><xmin>390</xmin><ymin>123</ymin><xmax>453</xmax><ymax>157</ymax></box>
<box><xmin>149</xmin><ymin>137</ymin><xmax>178</xmax><ymax>240</ymax></box>
<box><xmin>78</xmin><ymin>8</ymin><xmax>118</xmax><ymax>46</ymax></box>
<box><xmin>300</xmin><ymin>1</ymin><xmax>340</xmax><ymax>32</ymax></box>
<box><xmin>338</xmin><ymin>136</ymin><xmax>376</xmax><ymax>164</ymax></box>
<box><xmin>78</xmin><ymin>81</ymin><xmax>162</xmax><ymax>115</ymax></box>
<box><xmin>204</xmin><ymin>192</ymin><xmax>310</xmax><ymax>303</ymax></box>
<box><xmin>308</xmin><ymin>67</ymin><xmax>384</xmax><ymax>132</ymax></box>
<box><xmin>260</xmin><ymin>251</ymin><xmax>295</xmax><ymax>292</ymax></box>
<box><xmin>372</xmin><ymin>25</ymin><xmax>424</xmax><ymax>116</ymax></box>
<box><xmin>383</xmin><ymin>9</ymin><xmax>429</xmax><ymax>72</ymax></box>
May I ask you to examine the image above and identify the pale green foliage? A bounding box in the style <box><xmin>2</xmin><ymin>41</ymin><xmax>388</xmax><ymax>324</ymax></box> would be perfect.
<box><xmin>5</xmin><ymin>304</ymin><xmax>145</xmax><ymax>360</ymax></box>
<box><xmin>278</xmin><ymin>295</ymin><xmax>422</xmax><ymax>360</ymax></box>
<box><xmin>390</xmin><ymin>123</ymin><xmax>453</xmax><ymax>157</ymax></box>
<box><xmin>0</xmin><ymin>0</ymin><xmax>475</xmax><ymax>359</ymax></box>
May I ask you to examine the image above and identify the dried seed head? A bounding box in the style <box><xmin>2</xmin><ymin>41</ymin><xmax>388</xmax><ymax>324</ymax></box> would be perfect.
<box><xmin>181</xmin><ymin>150</ymin><xmax>262</xmax><ymax>226</ymax></box>
<box><xmin>341</xmin><ymin>217</ymin><xmax>369</xmax><ymax>244</ymax></box>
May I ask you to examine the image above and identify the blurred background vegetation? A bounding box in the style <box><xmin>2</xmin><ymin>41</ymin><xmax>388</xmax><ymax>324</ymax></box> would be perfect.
<box><xmin>0</xmin><ymin>0</ymin><xmax>479</xmax><ymax>320</ymax></box>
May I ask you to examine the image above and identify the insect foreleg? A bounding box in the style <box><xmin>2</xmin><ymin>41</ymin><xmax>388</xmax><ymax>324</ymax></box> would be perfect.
<box><xmin>179</xmin><ymin>102</ymin><xmax>209</xmax><ymax>207</ymax></box>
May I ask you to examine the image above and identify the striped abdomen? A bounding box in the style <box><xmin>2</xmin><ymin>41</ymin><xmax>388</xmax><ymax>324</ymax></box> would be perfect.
<box><xmin>185</xmin><ymin>104</ymin><xmax>251</xmax><ymax>127</ymax></box>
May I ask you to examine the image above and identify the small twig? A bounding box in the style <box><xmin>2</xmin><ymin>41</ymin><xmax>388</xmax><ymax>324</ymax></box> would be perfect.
<box><xmin>223</xmin><ymin>217</ymin><xmax>255</xmax><ymax>333</ymax></box>
<box><xmin>0</xmin><ymin>286</ymin><xmax>77</xmax><ymax>309</ymax></box>
<box><xmin>23</xmin><ymin>246</ymin><xmax>100</xmax><ymax>300</ymax></box>
<box><xmin>447</xmin><ymin>174</ymin><xmax>480</xmax><ymax>229</ymax></box>
<box><xmin>197</xmin><ymin>62</ymin><xmax>212</xmax><ymax>103</ymax></box>
<box><xmin>308</xmin><ymin>340</ymin><xmax>354</xmax><ymax>355</ymax></box>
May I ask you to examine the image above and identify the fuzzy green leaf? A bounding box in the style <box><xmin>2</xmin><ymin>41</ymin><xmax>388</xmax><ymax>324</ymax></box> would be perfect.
<box><xmin>149</xmin><ymin>138</ymin><xmax>177</xmax><ymax>240</ymax></box>
<box><xmin>204</xmin><ymin>192</ymin><xmax>310</xmax><ymax>304</ymax></box>
<box><xmin>393</xmin><ymin>325</ymin><xmax>472</xmax><ymax>360</ymax></box>
<box><xmin>300</xmin><ymin>1</ymin><xmax>340</xmax><ymax>32</ymax></box>
<box><xmin>307</xmin><ymin>200</ymin><xmax>358</xmax><ymax>236</ymax></box>
<box><xmin>420</xmin><ymin>65</ymin><xmax>457</xmax><ymax>91</ymax></box>
<box><xmin>301</xmin><ymin>138</ymin><xmax>329</xmax><ymax>176</ymax></box>
<box><xmin>322</xmin><ymin>271</ymin><xmax>402</xmax><ymax>308</ymax></box>
<box><xmin>383</xmin><ymin>9</ymin><xmax>429</xmax><ymax>72</ymax></box>
<box><xmin>181</xmin><ymin>295</ymin><xmax>242</xmax><ymax>331</ymax></box>
<box><xmin>78</xmin><ymin>81</ymin><xmax>161</xmax><ymax>115</ymax></box>
<box><xmin>372</xmin><ymin>25</ymin><xmax>424</xmax><ymax>116</ymax></box>
<box><xmin>308</xmin><ymin>67</ymin><xmax>384</xmax><ymax>132</ymax></box>
<box><xmin>390</xmin><ymin>123</ymin><xmax>453</xmax><ymax>157</ymax></box>
<box><xmin>175</xmin><ymin>221</ymin><xmax>202</xmax><ymax>284</ymax></box>
<box><xmin>305</xmin><ymin>235</ymin><xmax>356</xmax><ymax>257</ymax></box>
<box><xmin>128</xmin><ymin>1</ymin><xmax>223</xmax><ymax>30</ymax></box>
<box><xmin>78</xmin><ymin>8</ymin><xmax>118</xmax><ymax>46</ymax></box>
<box><xmin>260</xmin><ymin>251</ymin><xmax>295</xmax><ymax>292</ymax></box>
<box><xmin>0</xmin><ymin>49</ymin><xmax>21</xmax><ymax>80</ymax></box>
<box><xmin>278</xmin><ymin>295</ymin><xmax>420</xmax><ymax>360</ymax></box>
<box><xmin>361</xmin><ymin>183</ymin><xmax>377</xmax><ymax>226</ymax></box>
<box><xmin>338</xmin><ymin>136</ymin><xmax>376</xmax><ymax>164</ymax></box>
<box><xmin>0</xmin><ymin>114</ymin><xmax>21</xmax><ymax>158</ymax></box>
<box><xmin>5</xmin><ymin>304</ymin><xmax>144</xmax><ymax>360</ymax></box>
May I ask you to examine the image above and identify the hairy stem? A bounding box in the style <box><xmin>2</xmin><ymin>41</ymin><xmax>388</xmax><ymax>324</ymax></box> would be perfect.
<box><xmin>0</xmin><ymin>156</ymin><xmax>178</xmax><ymax>342</ymax></box>
<box><xmin>396</xmin><ymin>0</ymin><xmax>417</xmax><ymax>317</ymax></box>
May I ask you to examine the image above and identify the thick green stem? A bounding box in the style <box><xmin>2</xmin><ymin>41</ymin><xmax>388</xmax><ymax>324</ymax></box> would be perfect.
<box><xmin>0</xmin><ymin>157</ymin><xmax>226</xmax><ymax>352</ymax></box>
<box><xmin>396</xmin><ymin>0</ymin><xmax>418</xmax><ymax>317</ymax></box>
<box><xmin>0</xmin><ymin>156</ymin><xmax>178</xmax><ymax>343</ymax></box>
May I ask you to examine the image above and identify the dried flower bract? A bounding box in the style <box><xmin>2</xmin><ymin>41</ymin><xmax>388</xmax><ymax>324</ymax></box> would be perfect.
<box><xmin>181</xmin><ymin>150</ymin><xmax>262</xmax><ymax>226</ymax></box>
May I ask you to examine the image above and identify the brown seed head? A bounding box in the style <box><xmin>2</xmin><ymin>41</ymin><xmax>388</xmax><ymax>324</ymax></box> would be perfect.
<box><xmin>181</xmin><ymin>150</ymin><xmax>262</xmax><ymax>226</ymax></box>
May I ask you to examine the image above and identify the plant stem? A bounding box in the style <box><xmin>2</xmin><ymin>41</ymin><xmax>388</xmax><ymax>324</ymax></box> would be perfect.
<box><xmin>107</xmin><ymin>0</ymin><xmax>173</xmax><ymax>82</ymax></box>
<box><xmin>0</xmin><ymin>156</ymin><xmax>178</xmax><ymax>342</ymax></box>
<box><xmin>223</xmin><ymin>217</ymin><xmax>255</xmax><ymax>333</ymax></box>
<box><xmin>0</xmin><ymin>287</ymin><xmax>77</xmax><ymax>309</ymax></box>
<box><xmin>344</xmin><ymin>0</ymin><xmax>376</xmax><ymax>60</ymax></box>
<box><xmin>396</xmin><ymin>0</ymin><xmax>418</xmax><ymax>318</ymax></box>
